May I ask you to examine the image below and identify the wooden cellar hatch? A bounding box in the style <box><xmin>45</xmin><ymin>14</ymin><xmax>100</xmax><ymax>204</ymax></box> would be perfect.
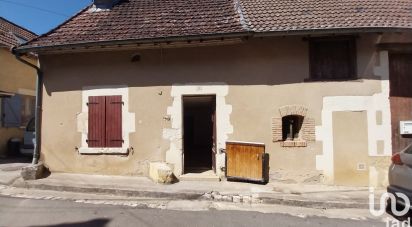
<box><xmin>225</xmin><ymin>141</ymin><xmax>269</xmax><ymax>183</ymax></box>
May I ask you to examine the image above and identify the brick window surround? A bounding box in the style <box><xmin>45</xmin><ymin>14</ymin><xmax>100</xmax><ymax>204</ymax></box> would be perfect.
<box><xmin>272</xmin><ymin>105</ymin><xmax>315</xmax><ymax>147</ymax></box>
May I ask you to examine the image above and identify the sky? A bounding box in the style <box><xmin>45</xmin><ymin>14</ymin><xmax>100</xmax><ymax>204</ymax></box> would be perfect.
<box><xmin>0</xmin><ymin>0</ymin><xmax>92</xmax><ymax>35</ymax></box>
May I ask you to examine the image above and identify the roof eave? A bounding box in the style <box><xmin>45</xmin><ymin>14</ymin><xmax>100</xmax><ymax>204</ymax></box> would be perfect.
<box><xmin>14</xmin><ymin>31</ymin><xmax>252</xmax><ymax>54</ymax></box>
<box><xmin>15</xmin><ymin>27</ymin><xmax>412</xmax><ymax>54</ymax></box>
<box><xmin>252</xmin><ymin>27</ymin><xmax>412</xmax><ymax>38</ymax></box>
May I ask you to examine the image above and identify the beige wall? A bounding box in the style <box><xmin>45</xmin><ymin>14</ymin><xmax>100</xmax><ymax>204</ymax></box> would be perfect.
<box><xmin>0</xmin><ymin>48</ymin><xmax>37</xmax><ymax>156</ymax></box>
<box><xmin>0</xmin><ymin>48</ymin><xmax>36</xmax><ymax>94</ymax></box>
<box><xmin>39</xmin><ymin>33</ymin><xmax>392</xmax><ymax>184</ymax></box>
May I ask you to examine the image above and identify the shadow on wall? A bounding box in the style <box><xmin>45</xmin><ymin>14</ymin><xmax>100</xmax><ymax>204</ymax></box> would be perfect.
<box><xmin>33</xmin><ymin>218</ymin><xmax>111</xmax><ymax>227</ymax></box>
<box><xmin>39</xmin><ymin>36</ymin><xmax>384</xmax><ymax>95</ymax></box>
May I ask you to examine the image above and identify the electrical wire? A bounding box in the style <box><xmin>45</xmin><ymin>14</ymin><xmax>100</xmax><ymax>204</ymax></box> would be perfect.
<box><xmin>0</xmin><ymin>0</ymin><xmax>70</xmax><ymax>17</ymax></box>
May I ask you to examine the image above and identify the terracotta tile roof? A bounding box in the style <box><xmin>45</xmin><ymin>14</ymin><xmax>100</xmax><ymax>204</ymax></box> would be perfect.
<box><xmin>0</xmin><ymin>17</ymin><xmax>37</xmax><ymax>48</ymax></box>
<box><xmin>23</xmin><ymin>0</ymin><xmax>245</xmax><ymax>48</ymax></box>
<box><xmin>239</xmin><ymin>0</ymin><xmax>412</xmax><ymax>33</ymax></box>
<box><xmin>18</xmin><ymin>0</ymin><xmax>412</xmax><ymax>51</ymax></box>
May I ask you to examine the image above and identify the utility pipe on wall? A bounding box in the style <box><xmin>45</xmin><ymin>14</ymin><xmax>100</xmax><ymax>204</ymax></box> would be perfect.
<box><xmin>11</xmin><ymin>47</ymin><xmax>43</xmax><ymax>165</ymax></box>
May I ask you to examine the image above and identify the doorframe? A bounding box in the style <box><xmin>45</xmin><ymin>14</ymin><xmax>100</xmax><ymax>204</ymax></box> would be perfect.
<box><xmin>165</xmin><ymin>83</ymin><xmax>233</xmax><ymax>178</ymax></box>
<box><xmin>181</xmin><ymin>94</ymin><xmax>216</xmax><ymax>174</ymax></box>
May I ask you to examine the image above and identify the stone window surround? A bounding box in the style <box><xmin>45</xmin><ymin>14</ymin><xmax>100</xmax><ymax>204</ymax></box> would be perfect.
<box><xmin>164</xmin><ymin>83</ymin><xmax>233</xmax><ymax>177</ymax></box>
<box><xmin>77</xmin><ymin>86</ymin><xmax>135</xmax><ymax>154</ymax></box>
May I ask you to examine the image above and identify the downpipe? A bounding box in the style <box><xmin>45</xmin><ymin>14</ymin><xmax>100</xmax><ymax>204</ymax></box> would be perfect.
<box><xmin>11</xmin><ymin>47</ymin><xmax>42</xmax><ymax>165</ymax></box>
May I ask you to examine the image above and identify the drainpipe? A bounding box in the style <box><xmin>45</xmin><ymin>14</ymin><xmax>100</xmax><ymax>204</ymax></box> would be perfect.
<box><xmin>11</xmin><ymin>47</ymin><xmax>43</xmax><ymax>165</ymax></box>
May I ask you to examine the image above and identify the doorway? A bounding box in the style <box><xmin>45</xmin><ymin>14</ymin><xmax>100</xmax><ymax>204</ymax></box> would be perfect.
<box><xmin>183</xmin><ymin>95</ymin><xmax>216</xmax><ymax>174</ymax></box>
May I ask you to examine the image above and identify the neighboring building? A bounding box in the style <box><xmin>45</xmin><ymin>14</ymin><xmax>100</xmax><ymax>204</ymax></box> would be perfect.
<box><xmin>15</xmin><ymin>0</ymin><xmax>412</xmax><ymax>187</ymax></box>
<box><xmin>0</xmin><ymin>17</ymin><xmax>37</xmax><ymax>157</ymax></box>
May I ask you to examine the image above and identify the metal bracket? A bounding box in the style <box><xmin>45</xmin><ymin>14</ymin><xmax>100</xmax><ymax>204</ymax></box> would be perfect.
<box><xmin>110</xmin><ymin>101</ymin><xmax>124</xmax><ymax>105</ymax></box>
<box><xmin>86</xmin><ymin>102</ymin><xmax>99</xmax><ymax>106</ymax></box>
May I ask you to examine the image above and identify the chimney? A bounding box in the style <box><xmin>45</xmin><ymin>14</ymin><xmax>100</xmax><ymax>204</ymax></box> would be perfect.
<box><xmin>93</xmin><ymin>0</ymin><xmax>121</xmax><ymax>9</ymax></box>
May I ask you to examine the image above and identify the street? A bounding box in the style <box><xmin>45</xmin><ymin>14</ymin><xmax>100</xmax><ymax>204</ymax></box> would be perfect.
<box><xmin>0</xmin><ymin>195</ymin><xmax>386</xmax><ymax>227</ymax></box>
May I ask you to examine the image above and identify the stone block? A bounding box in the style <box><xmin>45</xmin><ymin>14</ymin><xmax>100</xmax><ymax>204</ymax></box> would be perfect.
<box><xmin>221</xmin><ymin>195</ymin><xmax>232</xmax><ymax>202</ymax></box>
<box><xmin>251</xmin><ymin>194</ymin><xmax>261</xmax><ymax>204</ymax></box>
<box><xmin>213</xmin><ymin>194</ymin><xmax>222</xmax><ymax>201</ymax></box>
<box><xmin>202</xmin><ymin>192</ymin><xmax>213</xmax><ymax>200</ymax></box>
<box><xmin>242</xmin><ymin>195</ymin><xmax>251</xmax><ymax>204</ymax></box>
<box><xmin>149</xmin><ymin>162</ymin><xmax>177</xmax><ymax>184</ymax></box>
<box><xmin>294</xmin><ymin>140</ymin><xmax>307</xmax><ymax>147</ymax></box>
<box><xmin>21</xmin><ymin>162</ymin><xmax>46</xmax><ymax>180</ymax></box>
<box><xmin>232</xmin><ymin>195</ymin><xmax>242</xmax><ymax>203</ymax></box>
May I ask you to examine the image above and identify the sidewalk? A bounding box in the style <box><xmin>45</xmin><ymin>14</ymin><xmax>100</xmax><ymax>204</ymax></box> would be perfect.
<box><xmin>10</xmin><ymin>172</ymin><xmax>384</xmax><ymax>209</ymax></box>
<box><xmin>0</xmin><ymin>157</ymin><xmax>30</xmax><ymax>185</ymax></box>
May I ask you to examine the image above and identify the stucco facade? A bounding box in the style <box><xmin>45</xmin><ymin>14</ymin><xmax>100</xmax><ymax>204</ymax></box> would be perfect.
<box><xmin>0</xmin><ymin>48</ymin><xmax>36</xmax><ymax>156</ymax></box>
<box><xmin>38</xmin><ymin>33</ymin><xmax>409</xmax><ymax>187</ymax></box>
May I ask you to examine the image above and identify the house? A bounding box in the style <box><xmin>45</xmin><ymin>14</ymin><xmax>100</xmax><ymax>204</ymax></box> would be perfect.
<box><xmin>0</xmin><ymin>17</ymin><xmax>37</xmax><ymax>157</ymax></box>
<box><xmin>14</xmin><ymin>0</ymin><xmax>412</xmax><ymax>187</ymax></box>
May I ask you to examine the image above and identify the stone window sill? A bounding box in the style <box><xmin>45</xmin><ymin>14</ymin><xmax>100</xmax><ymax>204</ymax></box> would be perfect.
<box><xmin>281</xmin><ymin>140</ymin><xmax>307</xmax><ymax>147</ymax></box>
<box><xmin>78</xmin><ymin>147</ymin><xmax>129</xmax><ymax>154</ymax></box>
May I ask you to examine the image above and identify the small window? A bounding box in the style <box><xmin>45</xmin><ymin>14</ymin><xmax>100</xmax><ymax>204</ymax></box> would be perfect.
<box><xmin>282</xmin><ymin>115</ymin><xmax>303</xmax><ymax>141</ymax></box>
<box><xmin>309</xmin><ymin>37</ymin><xmax>357</xmax><ymax>80</ymax></box>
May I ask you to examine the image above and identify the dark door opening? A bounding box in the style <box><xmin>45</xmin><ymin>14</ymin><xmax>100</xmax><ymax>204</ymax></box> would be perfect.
<box><xmin>183</xmin><ymin>95</ymin><xmax>216</xmax><ymax>173</ymax></box>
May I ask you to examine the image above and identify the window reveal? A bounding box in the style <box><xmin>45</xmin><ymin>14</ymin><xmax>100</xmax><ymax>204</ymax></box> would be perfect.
<box><xmin>282</xmin><ymin>115</ymin><xmax>303</xmax><ymax>141</ymax></box>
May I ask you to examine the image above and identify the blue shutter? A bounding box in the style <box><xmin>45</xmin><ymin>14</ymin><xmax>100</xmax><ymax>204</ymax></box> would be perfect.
<box><xmin>2</xmin><ymin>95</ymin><xmax>22</xmax><ymax>127</ymax></box>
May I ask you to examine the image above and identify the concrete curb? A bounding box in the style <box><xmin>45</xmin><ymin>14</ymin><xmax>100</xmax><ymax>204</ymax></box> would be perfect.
<box><xmin>13</xmin><ymin>181</ymin><xmax>204</xmax><ymax>200</ymax></box>
<box><xmin>259</xmin><ymin>196</ymin><xmax>369</xmax><ymax>209</ymax></box>
<box><xmin>12</xmin><ymin>180</ymin><xmax>370</xmax><ymax>209</ymax></box>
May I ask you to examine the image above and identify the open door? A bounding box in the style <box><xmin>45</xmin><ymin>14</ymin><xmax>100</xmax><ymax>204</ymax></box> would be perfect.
<box><xmin>183</xmin><ymin>95</ymin><xmax>216</xmax><ymax>173</ymax></box>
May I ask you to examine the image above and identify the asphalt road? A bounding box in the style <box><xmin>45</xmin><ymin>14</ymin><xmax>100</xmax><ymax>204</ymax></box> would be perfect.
<box><xmin>0</xmin><ymin>195</ymin><xmax>386</xmax><ymax>227</ymax></box>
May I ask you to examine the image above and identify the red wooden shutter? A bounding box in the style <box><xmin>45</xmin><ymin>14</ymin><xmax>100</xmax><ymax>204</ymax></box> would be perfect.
<box><xmin>88</xmin><ymin>96</ymin><xmax>106</xmax><ymax>147</ymax></box>
<box><xmin>105</xmin><ymin>95</ymin><xmax>123</xmax><ymax>148</ymax></box>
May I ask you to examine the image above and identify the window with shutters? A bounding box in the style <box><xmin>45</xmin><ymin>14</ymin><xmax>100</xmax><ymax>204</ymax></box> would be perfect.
<box><xmin>309</xmin><ymin>36</ymin><xmax>357</xmax><ymax>80</ymax></box>
<box><xmin>87</xmin><ymin>95</ymin><xmax>123</xmax><ymax>148</ymax></box>
<box><xmin>1</xmin><ymin>94</ymin><xmax>35</xmax><ymax>128</ymax></box>
<box><xmin>1</xmin><ymin>95</ymin><xmax>21</xmax><ymax>128</ymax></box>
